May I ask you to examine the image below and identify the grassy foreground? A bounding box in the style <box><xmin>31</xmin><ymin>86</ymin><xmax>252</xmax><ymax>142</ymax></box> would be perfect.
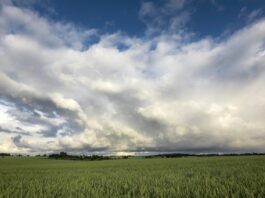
<box><xmin>0</xmin><ymin>156</ymin><xmax>265</xmax><ymax>198</ymax></box>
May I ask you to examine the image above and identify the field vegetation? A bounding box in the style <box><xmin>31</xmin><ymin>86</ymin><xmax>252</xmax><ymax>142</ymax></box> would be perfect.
<box><xmin>0</xmin><ymin>156</ymin><xmax>265</xmax><ymax>197</ymax></box>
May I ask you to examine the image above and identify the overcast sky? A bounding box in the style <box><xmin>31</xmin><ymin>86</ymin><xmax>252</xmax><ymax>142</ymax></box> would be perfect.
<box><xmin>0</xmin><ymin>0</ymin><xmax>265</xmax><ymax>155</ymax></box>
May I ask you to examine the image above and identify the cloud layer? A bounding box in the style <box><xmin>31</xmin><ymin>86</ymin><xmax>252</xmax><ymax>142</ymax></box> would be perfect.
<box><xmin>0</xmin><ymin>2</ymin><xmax>265</xmax><ymax>154</ymax></box>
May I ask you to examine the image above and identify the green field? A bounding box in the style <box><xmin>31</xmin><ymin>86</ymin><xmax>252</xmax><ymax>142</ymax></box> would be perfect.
<box><xmin>0</xmin><ymin>156</ymin><xmax>265</xmax><ymax>198</ymax></box>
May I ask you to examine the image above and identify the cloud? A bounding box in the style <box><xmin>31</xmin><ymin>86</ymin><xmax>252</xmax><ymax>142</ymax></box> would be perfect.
<box><xmin>0</xmin><ymin>1</ymin><xmax>265</xmax><ymax>154</ymax></box>
<box><xmin>0</xmin><ymin>4</ymin><xmax>96</xmax><ymax>49</ymax></box>
<box><xmin>247</xmin><ymin>9</ymin><xmax>263</xmax><ymax>22</ymax></box>
<box><xmin>238</xmin><ymin>7</ymin><xmax>263</xmax><ymax>23</ymax></box>
<box><xmin>210</xmin><ymin>0</ymin><xmax>224</xmax><ymax>11</ymax></box>
<box><xmin>139</xmin><ymin>0</ymin><xmax>191</xmax><ymax>35</ymax></box>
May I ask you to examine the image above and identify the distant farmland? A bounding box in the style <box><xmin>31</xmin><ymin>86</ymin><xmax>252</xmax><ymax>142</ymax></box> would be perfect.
<box><xmin>0</xmin><ymin>156</ymin><xmax>264</xmax><ymax>197</ymax></box>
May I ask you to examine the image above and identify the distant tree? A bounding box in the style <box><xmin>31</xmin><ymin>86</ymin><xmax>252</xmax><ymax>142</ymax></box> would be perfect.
<box><xmin>59</xmin><ymin>152</ymin><xmax>68</xmax><ymax>157</ymax></box>
<box><xmin>0</xmin><ymin>153</ymin><xmax>11</xmax><ymax>157</ymax></box>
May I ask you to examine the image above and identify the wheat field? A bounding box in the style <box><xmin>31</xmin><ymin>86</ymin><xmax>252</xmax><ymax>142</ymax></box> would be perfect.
<box><xmin>0</xmin><ymin>156</ymin><xmax>264</xmax><ymax>198</ymax></box>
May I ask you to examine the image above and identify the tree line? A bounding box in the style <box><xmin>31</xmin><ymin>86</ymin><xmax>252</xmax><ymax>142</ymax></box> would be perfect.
<box><xmin>48</xmin><ymin>152</ymin><xmax>112</xmax><ymax>161</ymax></box>
<box><xmin>1</xmin><ymin>152</ymin><xmax>265</xmax><ymax>159</ymax></box>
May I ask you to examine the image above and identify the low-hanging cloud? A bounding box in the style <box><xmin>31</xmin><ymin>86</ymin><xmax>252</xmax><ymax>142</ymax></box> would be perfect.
<box><xmin>0</xmin><ymin>1</ymin><xmax>265</xmax><ymax>154</ymax></box>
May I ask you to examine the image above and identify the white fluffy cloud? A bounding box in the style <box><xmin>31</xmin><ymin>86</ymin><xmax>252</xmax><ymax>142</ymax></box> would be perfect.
<box><xmin>0</xmin><ymin>2</ymin><xmax>265</xmax><ymax>154</ymax></box>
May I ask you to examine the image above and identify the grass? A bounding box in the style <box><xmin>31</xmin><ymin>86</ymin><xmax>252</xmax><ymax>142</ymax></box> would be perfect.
<box><xmin>0</xmin><ymin>156</ymin><xmax>265</xmax><ymax>197</ymax></box>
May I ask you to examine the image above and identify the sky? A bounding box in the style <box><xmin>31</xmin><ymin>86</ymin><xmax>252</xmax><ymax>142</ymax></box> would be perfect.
<box><xmin>0</xmin><ymin>0</ymin><xmax>265</xmax><ymax>155</ymax></box>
